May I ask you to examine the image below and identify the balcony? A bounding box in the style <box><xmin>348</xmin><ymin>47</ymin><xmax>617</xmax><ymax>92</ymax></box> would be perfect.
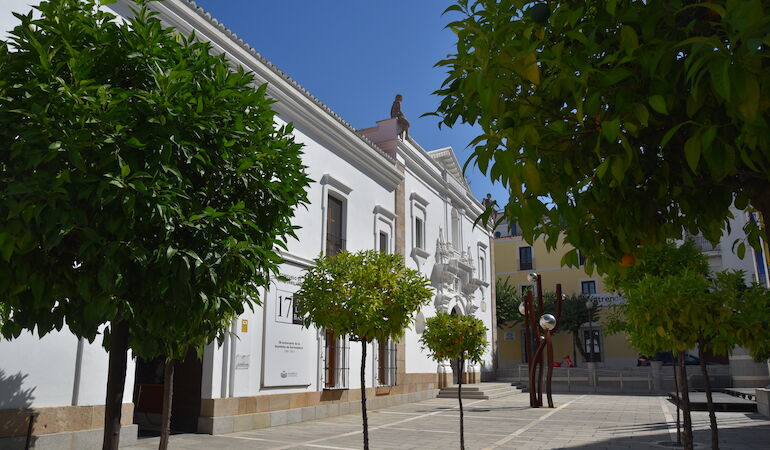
<box><xmin>326</xmin><ymin>233</ymin><xmax>346</xmax><ymax>256</ymax></box>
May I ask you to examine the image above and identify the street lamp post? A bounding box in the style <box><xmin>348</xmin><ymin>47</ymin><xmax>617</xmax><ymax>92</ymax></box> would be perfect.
<box><xmin>585</xmin><ymin>298</ymin><xmax>594</xmax><ymax>363</ymax></box>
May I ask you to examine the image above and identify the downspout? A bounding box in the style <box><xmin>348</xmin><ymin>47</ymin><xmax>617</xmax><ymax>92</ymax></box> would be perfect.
<box><xmin>228</xmin><ymin>320</ymin><xmax>237</xmax><ymax>397</ymax></box>
<box><xmin>71</xmin><ymin>338</ymin><xmax>85</xmax><ymax>406</ymax></box>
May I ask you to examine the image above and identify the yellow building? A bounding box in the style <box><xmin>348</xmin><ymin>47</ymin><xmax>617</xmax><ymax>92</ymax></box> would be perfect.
<box><xmin>493</xmin><ymin>222</ymin><xmax>639</xmax><ymax>374</ymax></box>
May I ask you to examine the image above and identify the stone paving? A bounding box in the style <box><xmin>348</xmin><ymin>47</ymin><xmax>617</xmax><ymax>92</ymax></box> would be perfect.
<box><xmin>124</xmin><ymin>392</ymin><xmax>770</xmax><ymax>449</ymax></box>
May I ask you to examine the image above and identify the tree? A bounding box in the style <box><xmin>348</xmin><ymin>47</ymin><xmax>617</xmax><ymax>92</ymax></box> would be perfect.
<box><xmin>0</xmin><ymin>1</ymin><xmax>309</xmax><ymax>448</ymax></box>
<box><xmin>420</xmin><ymin>313</ymin><xmax>488</xmax><ymax>450</ymax></box>
<box><xmin>495</xmin><ymin>277</ymin><xmax>523</xmax><ymax>328</ymax></box>
<box><xmin>298</xmin><ymin>250</ymin><xmax>433</xmax><ymax>450</ymax></box>
<box><xmin>543</xmin><ymin>293</ymin><xmax>600</xmax><ymax>365</ymax></box>
<box><xmin>607</xmin><ymin>241</ymin><xmax>770</xmax><ymax>450</ymax></box>
<box><xmin>431</xmin><ymin>0</ymin><xmax>770</xmax><ymax>275</ymax></box>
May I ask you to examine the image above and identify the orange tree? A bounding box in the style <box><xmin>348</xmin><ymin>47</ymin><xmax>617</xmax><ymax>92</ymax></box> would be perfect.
<box><xmin>420</xmin><ymin>313</ymin><xmax>488</xmax><ymax>450</ymax></box>
<box><xmin>431</xmin><ymin>0</ymin><xmax>770</xmax><ymax>275</ymax></box>
<box><xmin>607</xmin><ymin>240</ymin><xmax>770</xmax><ymax>450</ymax></box>
<box><xmin>298</xmin><ymin>250</ymin><xmax>432</xmax><ymax>450</ymax></box>
<box><xmin>0</xmin><ymin>1</ymin><xmax>309</xmax><ymax>448</ymax></box>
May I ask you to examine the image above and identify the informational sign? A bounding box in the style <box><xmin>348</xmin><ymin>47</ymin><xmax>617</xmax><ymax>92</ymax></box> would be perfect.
<box><xmin>263</xmin><ymin>279</ymin><xmax>312</xmax><ymax>387</ymax></box>
<box><xmin>504</xmin><ymin>332</ymin><xmax>515</xmax><ymax>341</ymax></box>
<box><xmin>241</xmin><ymin>319</ymin><xmax>249</xmax><ymax>332</ymax></box>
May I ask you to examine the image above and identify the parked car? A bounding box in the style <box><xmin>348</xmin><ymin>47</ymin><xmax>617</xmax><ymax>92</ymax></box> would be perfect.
<box><xmin>637</xmin><ymin>352</ymin><xmax>700</xmax><ymax>366</ymax></box>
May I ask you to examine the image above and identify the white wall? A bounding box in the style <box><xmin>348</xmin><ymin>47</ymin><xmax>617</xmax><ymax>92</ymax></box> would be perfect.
<box><xmin>0</xmin><ymin>327</ymin><xmax>134</xmax><ymax>409</ymax></box>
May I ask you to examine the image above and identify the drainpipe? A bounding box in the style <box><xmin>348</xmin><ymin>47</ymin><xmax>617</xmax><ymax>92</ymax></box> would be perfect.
<box><xmin>228</xmin><ymin>320</ymin><xmax>237</xmax><ymax>397</ymax></box>
<box><xmin>71</xmin><ymin>338</ymin><xmax>85</xmax><ymax>406</ymax></box>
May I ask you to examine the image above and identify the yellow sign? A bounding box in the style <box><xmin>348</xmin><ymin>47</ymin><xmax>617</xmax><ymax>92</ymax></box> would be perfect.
<box><xmin>241</xmin><ymin>319</ymin><xmax>248</xmax><ymax>333</ymax></box>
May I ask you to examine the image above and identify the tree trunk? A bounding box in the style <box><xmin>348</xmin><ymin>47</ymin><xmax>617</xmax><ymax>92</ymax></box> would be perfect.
<box><xmin>360</xmin><ymin>340</ymin><xmax>369</xmax><ymax>450</ymax></box>
<box><xmin>698</xmin><ymin>343</ymin><xmax>719</xmax><ymax>450</ymax></box>
<box><xmin>672</xmin><ymin>355</ymin><xmax>681</xmax><ymax>445</ymax></box>
<box><xmin>458</xmin><ymin>357</ymin><xmax>465</xmax><ymax>450</ymax></box>
<box><xmin>102</xmin><ymin>320</ymin><xmax>129</xmax><ymax>450</ymax></box>
<box><xmin>679</xmin><ymin>351</ymin><xmax>694</xmax><ymax>450</ymax></box>
<box><xmin>159</xmin><ymin>359</ymin><xmax>175</xmax><ymax>450</ymax></box>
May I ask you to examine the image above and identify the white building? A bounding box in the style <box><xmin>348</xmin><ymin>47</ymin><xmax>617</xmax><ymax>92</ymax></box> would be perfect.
<box><xmin>0</xmin><ymin>1</ymin><xmax>495</xmax><ymax>447</ymax></box>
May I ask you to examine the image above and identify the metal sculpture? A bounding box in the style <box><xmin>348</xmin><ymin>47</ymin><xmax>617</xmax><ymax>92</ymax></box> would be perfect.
<box><xmin>520</xmin><ymin>273</ymin><xmax>563</xmax><ymax>408</ymax></box>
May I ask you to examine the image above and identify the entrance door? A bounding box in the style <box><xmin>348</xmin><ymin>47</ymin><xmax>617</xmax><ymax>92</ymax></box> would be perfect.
<box><xmin>133</xmin><ymin>349</ymin><xmax>202</xmax><ymax>434</ymax></box>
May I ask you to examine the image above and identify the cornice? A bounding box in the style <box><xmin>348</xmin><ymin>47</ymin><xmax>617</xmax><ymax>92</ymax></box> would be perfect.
<box><xmin>114</xmin><ymin>0</ymin><xmax>402</xmax><ymax>189</ymax></box>
<box><xmin>320</xmin><ymin>174</ymin><xmax>353</xmax><ymax>196</ymax></box>
<box><xmin>373</xmin><ymin>205</ymin><xmax>396</xmax><ymax>222</ymax></box>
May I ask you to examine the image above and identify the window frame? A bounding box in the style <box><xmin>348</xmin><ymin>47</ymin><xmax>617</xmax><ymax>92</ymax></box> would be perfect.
<box><xmin>580</xmin><ymin>280</ymin><xmax>597</xmax><ymax>295</ymax></box>
<box><xmin>375</xmin><ymin>339</ymin><xmax>397</xmax><ymax>387</ymax></box>
<box><xmin>519</xmin><ymin>246</ymin><xmax>533</xmax><ymax>271</ymax></box>
<box><xmin>323</xmin><ymin>330</ymin><xmax>350</xmax><ymax>390</ymax></box>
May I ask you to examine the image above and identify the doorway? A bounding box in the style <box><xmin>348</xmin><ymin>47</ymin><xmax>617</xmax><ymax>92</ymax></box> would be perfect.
<box><xmin>132</xmin><ymin>348</ymin><xmax>202</xmax><ymax>435</ymax></box>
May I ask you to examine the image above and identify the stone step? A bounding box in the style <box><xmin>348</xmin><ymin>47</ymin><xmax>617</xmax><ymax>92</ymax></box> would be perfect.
<box><xmin>437</xmin><ymin>383</ymin><xmax>522</xmax><ymax>400</ymax></box>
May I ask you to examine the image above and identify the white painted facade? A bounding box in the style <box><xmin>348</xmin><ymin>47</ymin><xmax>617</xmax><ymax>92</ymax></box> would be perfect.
<box><xmin>0</xmin><ymin>0</ymin><xmax>495</xmax><ymax>441</ymax></box>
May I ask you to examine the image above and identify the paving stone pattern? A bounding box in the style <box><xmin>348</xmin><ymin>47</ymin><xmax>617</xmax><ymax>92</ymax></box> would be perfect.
<box><xmin>123</xmin><ymin>393</ymin><xmax>770</xmax><ymax>449</ymax></box>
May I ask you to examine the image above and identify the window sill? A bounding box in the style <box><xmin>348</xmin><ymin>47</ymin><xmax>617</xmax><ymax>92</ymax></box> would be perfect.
<box><xmin>322</xmin><ymin>387</ymin><xmax>349</xmax><ymax>391</ymax></box>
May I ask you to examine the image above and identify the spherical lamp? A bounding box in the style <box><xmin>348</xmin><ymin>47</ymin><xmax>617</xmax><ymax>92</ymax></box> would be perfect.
<box><xmin>539</xmin><ymin>314</ymin><xmax>556</xmax><ymax>331</ymax></box>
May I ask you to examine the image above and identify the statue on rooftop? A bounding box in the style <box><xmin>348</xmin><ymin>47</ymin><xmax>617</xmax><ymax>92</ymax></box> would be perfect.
<box><xmin>390</xmin><ymin>94</ymin><xmax>410</xmax><ymax>139</ymax></box>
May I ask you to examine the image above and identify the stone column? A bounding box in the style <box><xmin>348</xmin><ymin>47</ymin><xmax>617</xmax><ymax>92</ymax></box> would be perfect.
<box><xmin>651</xmin><ymin>361</ymin><xmax>663</xmax><ymax>392</ymax></box>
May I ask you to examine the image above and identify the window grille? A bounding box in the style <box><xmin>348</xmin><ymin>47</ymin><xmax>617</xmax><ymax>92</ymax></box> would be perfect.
<box><xmin>377</xmin><ymin>340</ymin><xmax>397</xmax><ymax>387</ymax></box>
<box><xmin>323</xmin><ymin>331</ymin><xmax>349</xmax><ymax>389</ymax></box>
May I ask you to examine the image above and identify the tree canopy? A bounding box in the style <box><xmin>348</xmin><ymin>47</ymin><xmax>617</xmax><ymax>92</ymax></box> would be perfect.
<box><xmin>420</xmin><ymin>312</ymin><xmax>489</xmax><ymax>364</ymax></box>
<box><xmin>0</xmin><ymin>0</ymin><xmax>309</xmax><ymax>358</ymax></box>
<box><xmin>298</xmin><ymin>250</ymin><xmax>433</xmax><ymax>342</ymax></box>
<box><xmin>432</xmin><ymin>0</ymin><xmax>770</xmax><ymax>274</ymax></box>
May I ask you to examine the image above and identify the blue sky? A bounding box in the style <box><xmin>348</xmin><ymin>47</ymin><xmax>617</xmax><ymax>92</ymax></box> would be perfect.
<box><xmin>194</xmin><ymin>0</ymin><xmax>508</xmax><ymax>203</ymax></box>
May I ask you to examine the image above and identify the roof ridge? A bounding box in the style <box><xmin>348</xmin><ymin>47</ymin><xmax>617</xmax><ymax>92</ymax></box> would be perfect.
<box><xmin>178</xmin><ymin>0</ymin><xmax>395</xmax><ymax>163</ymax></box>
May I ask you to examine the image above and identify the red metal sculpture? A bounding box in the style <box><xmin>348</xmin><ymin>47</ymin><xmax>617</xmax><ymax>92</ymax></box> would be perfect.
<box><xmin>522</xmin><ymin>273</ymin><xmax>563</xmax><ymax>408</ymax></box>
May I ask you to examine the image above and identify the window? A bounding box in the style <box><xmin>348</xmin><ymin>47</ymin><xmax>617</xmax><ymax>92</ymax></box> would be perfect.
<box><xmin>581</xmin><ymin>280</ymin><xmax>597</xmax><ymax>295</ymax></box>
<box><xmin>415</xmin><ymin>217</ymin><xmax>424</xmax><ymax>249</ymax></box>
<box><xmin>451</xmin><ymin>209</ymin><xmax>461</xmax><ymax>250</ymax></box>
<box><xmin>323</xmin><ymin>331</ymin><xmax>349</xmax><ymax>389</ymax></box>
<box><xmin>326</xmin><ymin>195</ymin><xmax>345</xmax><ymax>256</ymax></box>
<box><xmin>519</xmin><ymin>246</ymin><xmax>533</xmax><ymax>270</ymax></box>
<box><xmin>578</xmin><ymin>250</ymin><xmax>586</xmax><ymax>266</ymax></box>
<box><xmin>479</xmin><ymin>255</ymin><xmax>486</xmax><ymax>281</ymax></box>
<box><xmin>582</xmin><ymin>328</ymin><xmax>602</xmax><ymax>362</ymax></box>
<box><xmin>379</xmin><ymin>231</ymin><xmax>389</xmax><ymax>254</ymax></box>
<box><xmin>377</xmin><ymin>339</ymin><xmax>397</xmax><ymax>386</ymax></box>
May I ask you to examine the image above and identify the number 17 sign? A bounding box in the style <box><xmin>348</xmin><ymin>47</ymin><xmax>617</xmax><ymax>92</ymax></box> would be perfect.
<box><xmin>275</xmin><ymin>289</ymin><xmax>303</xmax><ymax>325</ymax></box>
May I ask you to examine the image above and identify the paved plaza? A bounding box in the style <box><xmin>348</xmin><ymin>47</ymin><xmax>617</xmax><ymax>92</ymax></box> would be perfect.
<box><xmin>124</xmin><ymin>392</ymin><xmax>770</xmax><ymax>449</ymax></box>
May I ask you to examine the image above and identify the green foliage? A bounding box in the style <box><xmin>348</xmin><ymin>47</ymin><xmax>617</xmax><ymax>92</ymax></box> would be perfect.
<box><xmin>420</xmin><ymin>313</ymin><xmax>488</xmax><ymax>364</ymax></box>
<box><xmin>495</xmin><ymin>278</ymin><xmax>522</xmax><ymax>328</ymax></box>
<box><xmin>432</xmin><ymin>0</ymin><xmax>770</xmax><ymax>275</ymax></box>
<box><xmin>605</xmin><ymin>239</ymin><xmax>709</xmax><ymax>291</ymax></box>
<box><xmin>607</xmin><ymin>242</ymin><xmax>770</xmax><ymax>360</ymax></box>
<box><xmin>0</xmin><ymin>0</ymin><xmax>310</xmax><ymax>359</ymax></box>
<box><xmin>544</xmin><ymin>293</ymin><xmax>599</xmax><ymax>336</ymax></box>
<box><xmin>298</xmin><ymin>250</ymin><xmax>433</xmax><ymax>342</ymax></box>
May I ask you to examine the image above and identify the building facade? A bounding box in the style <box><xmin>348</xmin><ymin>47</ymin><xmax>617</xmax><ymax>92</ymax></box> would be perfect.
<box><xmin>493</xmin><ymin>211</ymin><xmax>770</xmax><ymax>385</ymax></box>
<box><xmin>0</xmin><ymin>0</ymin><xmax>495</xmax><ymax>447</ymax></box>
